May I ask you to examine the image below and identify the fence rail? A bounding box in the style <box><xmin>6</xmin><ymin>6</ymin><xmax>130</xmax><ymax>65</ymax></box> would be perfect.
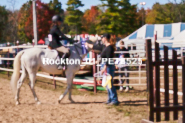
<box><xmin>0</xmin><ymin>45</ymin><xmax>148</xmax><ymax>87</ymax></box>
<box><xmin>146</xmin><ymin>39</ymin><xmax>185</xmax><ymax>122</ymax></box>
<box><xmin>0</xmin><ymin>43</ymin><xmax>185</xmax><ymax>91</ymax></box>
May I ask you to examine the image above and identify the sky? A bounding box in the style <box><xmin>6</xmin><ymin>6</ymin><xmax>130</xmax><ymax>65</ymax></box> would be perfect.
<box><xmin>0</xmin><ymin>0</ymin><xmax>181</xmax><ymax>11</ymax></box>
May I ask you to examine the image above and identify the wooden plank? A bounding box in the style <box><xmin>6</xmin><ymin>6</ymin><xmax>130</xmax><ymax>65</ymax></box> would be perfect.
<box><xmin>164</xmin><ymin>46</ymin><xmax>169</xmax><ymax>121</ymax></box>
<box><xmin>153</xmin><ymin>68</ymin><xmax>156</xmax><ymax>105</ymax></box>
<box><xmin>92</xmin><ymin>51</ymin><xmax>97</xmax><ymax>94</ymax></box>
<box><xmin>7</xmin><ymin>49</ymin><xmax>9</xmax><ymax>77</ymax></box>
<box><xmin>172</xmin><ymin>50</ymin><xmax>178</xmax><ymax>120</ymax></box>
<box><xmin>53</xmin><ymin>74</ymin><xmax>56</xmax><ymax>89</ymax></box>
<box><xmin>154</xmin><ymin>106</ymin><xmax>184</xmax><ymax>112</ymax></box>
<box><xmin>182</xmin><ymin>57</ymin><xmax>185</xmax><ymax>123</ymax></box>
<box><xmin>155</xmin><ymin>42</ymin><xmax>161</xmax><ymax>122</ymax></box>
<box><xmin>146</xmin><ymin>39</ymin><xmax>154</xmax><ymax>121</ymax></box>
<box><xmin>152</xmin><ymin>60</ymin><xmax>182</xmax><ymax>66</ymax></box>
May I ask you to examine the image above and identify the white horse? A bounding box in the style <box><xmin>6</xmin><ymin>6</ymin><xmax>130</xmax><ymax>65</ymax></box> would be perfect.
<box><xmin>10</xmin><ymin>41</ymin><xmax>94</xmax><ymax>105</ymax></box>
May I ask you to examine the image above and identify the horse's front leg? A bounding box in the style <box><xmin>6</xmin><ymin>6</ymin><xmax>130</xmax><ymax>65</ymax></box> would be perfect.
<box><xmin>69</xmin><ymin>66</ymin><xmax>80</xmax><ymax>103</ymax></box>
<box><xmin>58</xmin><ymin>72</ymin><xmax>74</xmax><ymax>103</ymax></box>
<box><xmin>68</xmin><ymin>83</ymin><xmax>74</xmax><ymax>103</ymax></box>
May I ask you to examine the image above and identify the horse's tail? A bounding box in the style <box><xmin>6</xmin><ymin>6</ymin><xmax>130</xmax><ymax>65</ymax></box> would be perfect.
<box><xmin>10</xmin><ymin>50</ymin><xmax>24</xmax><ymax>96</ymax></box>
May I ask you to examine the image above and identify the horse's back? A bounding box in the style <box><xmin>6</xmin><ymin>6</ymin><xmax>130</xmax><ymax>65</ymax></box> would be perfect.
<box><xmin>20</xmin><ymin>48</ymin><xmax>45</xmax><ymax>66</ymax></box>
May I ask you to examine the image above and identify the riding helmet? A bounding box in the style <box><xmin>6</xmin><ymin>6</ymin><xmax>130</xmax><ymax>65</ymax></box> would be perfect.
<box><xmin>52</xmin><ymin>15</ymin><xmax>63</xmax><ymax>23</ymax></box>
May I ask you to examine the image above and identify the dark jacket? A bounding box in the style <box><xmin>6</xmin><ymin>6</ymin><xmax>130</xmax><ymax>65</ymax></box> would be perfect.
<box><xmin>116</xmin><ymin>47</ymin><xmax>130</xmax><ymax>58</ymax></box>
<box><xmin>93</xmin><ymin>43</ymin><xmax>115</xmax><ymax>66</ymax></box>
<box><xmin>92</xmin><ymin>43</ymin><xmax>105</xmax><ymax>53</ymax></box>
<box><xmin>48</xmin><ymin>25</ymin><xmax>73</xmax><ymax>49</ymax></box>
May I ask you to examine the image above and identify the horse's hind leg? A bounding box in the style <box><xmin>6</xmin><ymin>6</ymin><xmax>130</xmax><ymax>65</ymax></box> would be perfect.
<box><xmin>68</xmin><ymin>86</ymin><xmax>74</xmax><ymax>103</ymax></box>
<box><xmin>15</xmin><ymin>65</ymin><xmax>27</xmax><ymax>105</ymax></box>
<box><xmin>58</xmin><ymin>73</ymin><xmax>74</xmax><ymax>103</ymax></box>
<box><xmin>28</xmin><ymin>73</ymin><xmax>41</xmax><ymax>104</ymax></box>
<box><xmin>68</xmin><ymin>76</ymin><xmax>75</xmax><ymax>103</ymax></box>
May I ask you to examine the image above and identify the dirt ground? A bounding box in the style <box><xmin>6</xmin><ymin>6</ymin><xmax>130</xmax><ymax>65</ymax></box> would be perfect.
<box><xmin>0</xmin><ymin>71</ymin><xmax>181</xmax><ymax>123</ymax></box>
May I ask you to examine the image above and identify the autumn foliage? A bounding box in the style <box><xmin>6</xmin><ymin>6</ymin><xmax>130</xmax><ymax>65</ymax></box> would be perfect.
<box><xmin>24</xmin><ymin>0</ymin><xmax>55</xmax><ymax>40</ymax></box>
<box><xmin>82</xmin><ymin>6</ymin><xmax>101</xmax><ymax>34</ymax></box>
<box><xmin>3</xmin><ymin>0</ymin><xmax>185</xmax><ymax>44</ymax></box>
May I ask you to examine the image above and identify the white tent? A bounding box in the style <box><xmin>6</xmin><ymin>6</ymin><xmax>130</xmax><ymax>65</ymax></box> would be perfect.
<box><xmin>119</xmin><ymin>22</ymin><xmax>185</xmax><ymax>58</ymax></box>
<box><xmin>121</xmin><ymin>22</ymin><xmax>185</xmax><ymax>49</ymax></box>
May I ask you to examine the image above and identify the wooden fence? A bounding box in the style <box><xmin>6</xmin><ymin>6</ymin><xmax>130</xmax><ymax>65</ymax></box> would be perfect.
<box><xmin>145</xmin><ymin>39</ymin><xmax>185</xmax><ymax>122</ymax></box>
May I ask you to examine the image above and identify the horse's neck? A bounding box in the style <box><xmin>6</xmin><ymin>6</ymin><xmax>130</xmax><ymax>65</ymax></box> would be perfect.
<box><xmin>71</xmin><ymin>42</ymin><xmax>91</xmax><ymax>58</ymax></box>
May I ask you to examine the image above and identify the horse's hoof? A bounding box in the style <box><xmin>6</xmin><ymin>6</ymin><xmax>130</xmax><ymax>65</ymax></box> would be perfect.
<box><xmin>69</xmin><ymin>99</ymin><xmax>75</xmax><ymax>103</ymax></box>
<box><xmin>15</xmin><ymin>101</ymin><xmax>20</xmax><ymax>105</ymax></box>
<box><xmin>58</xmin><ymin>100</ymin><xmax>61</xmax><ymax>104</ymax></box>
<box><xmin>71</xmin><ymin>101</ymin><xmax>75</xmax><ymax>103</ymax></box>
<box><xmin>37</xmin><ymin>102</ymin><xmax>41</xmax><ymax>105</ymax></box>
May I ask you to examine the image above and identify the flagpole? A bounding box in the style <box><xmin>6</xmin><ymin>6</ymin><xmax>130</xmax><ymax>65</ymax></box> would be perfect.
<box><xmin>32</xmin><ymin>0</ymin><xmax>38</xmax><ymax>45</ymax></box>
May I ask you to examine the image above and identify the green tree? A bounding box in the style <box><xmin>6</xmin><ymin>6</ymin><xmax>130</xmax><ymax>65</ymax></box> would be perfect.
<box><xmin>145</xmin><ymin>2</ymin><xmax>181</xmax><ymax>24</ymax></box>
<box><xmin>7</xmin><ymin>10</ymin><xmax>19</xmax><ymax>44</ymax></box>
<box><xmin>118</xmin><ymin>0</ymin><xmax>138</xmax><ymax>35</ymax></box>
<box><xmin>61</xmin><ymin>11</ymin><xmax>70</xmax><ymax>34</ymax></box>
<box><xmin>17</xmin><ymin>1</ymin><xmax>32</xmax><ymax>43</ymax></box>
<box><xmin>96</xmin><ymin>0</ymin><xmax>138</xmax><ymax>36</ymax></box>
<box><xmin>18</xmin><ymin>0</ymin><xmax>55</xmax><ymax>42</ymax></box>
<box><xmin>65</xmin><ymin>0</ymin><xmax>84</xmax><ymax>35</ymax></box>
<box><xmin>82</xmin><ymin>6</ymin><xmax>102</xmax><ymax>34</ymax></box>
<box><xmin>136</xmin><ymin>8</ymin><xmax>146</xmax><ymax>27</ymax></box>
<box><xmin>174</xmin><ymin>0</ymin><xmax>185</xmax><ymax>22</ymax></box>
<box><xmin>0</xmin><ymin>6</ymin><xmax>8</xmax><ymax>43</ymax></box>
<box><xmin>48</xmin><ymin>0</ymin><xmax>64</xmax><ymax>15</ymax></box>
<box><xmin>24</xmin><ymin>0</ymin><xmax>55</xmax><ymax>41</ymax></box>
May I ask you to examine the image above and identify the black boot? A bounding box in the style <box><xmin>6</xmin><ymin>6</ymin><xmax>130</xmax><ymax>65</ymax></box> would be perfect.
<box><xmin>57</xmin><ymin>53</ymin><xmax>68</xmax><ymax>70</ymax></box>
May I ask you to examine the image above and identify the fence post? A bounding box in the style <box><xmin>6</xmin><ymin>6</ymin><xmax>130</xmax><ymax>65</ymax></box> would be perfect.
<box><xmin>17</xmin><ymin>42</ymin><xmax>19</xmax><ymax>53</ymax></box>
<box><xmin>146</xmin><ymin>39</ymin><xmax>154</xmax><ymax>121</ymax></box>
<box><xmin>181</xmin><ymin>56</ymin><xmax>185</xmax><ymax>123</ymax></box>
<box><xmin>164</xmin><ymin>46</ymin><xmax>169</xmax><ymax>120</ymax></box>
<box><xmin>139</xmin><ymin>65</ymin><xmax>141</xmax><ymax>84</ymax></box>
<box><xmin>172</xmin><ymin>50</ymin><xmax>178</xmax><ymax>120</ymax></box>
<box><xmin>92</xmin><ymin>51</ymin><xmax>97</xmax><ymax>94</ymax></box>
<box><xmin>7</xmin><ymin>48</ymin><xmax>9</xmax><ymax>77</ymax></box>
<box><xmin>154</xmin><ymin>42</ymin><xmax>161</xmax><ymax>121</ymax></box>
<box><xmin>53</xmin><ymin>74</ymin><xmax>56</xmax><ymax>89</ymax></box>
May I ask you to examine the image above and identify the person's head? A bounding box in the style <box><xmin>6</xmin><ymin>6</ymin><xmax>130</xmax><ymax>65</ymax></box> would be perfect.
<box><xmin>52</xmin><ymin>15</ymin><xmax>63</xmax><ymax>26</ymax></box>
<box><xmin>102</xmin><ymin>33</ymin><xmax>111</xmax><ymax>45</ymax></box>
<box><xmin>102</xmin><ymin>33</ymin><xmax>116</xmax><ymax>49</ymax></box>
<box><xmin>119</xmin><ymin>40</ymin><xmax>124</xmax><ymax>49</ymax></box>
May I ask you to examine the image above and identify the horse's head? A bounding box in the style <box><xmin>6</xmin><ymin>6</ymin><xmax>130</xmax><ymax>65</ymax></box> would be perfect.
<box><xmin>85</xmin><ymin>40</ymin><xmax>94</xmax><ymax>52</ymax></box>
<box><xmin>86</xmin><ymin>38</ymin><xmax>103</xmax><ymax>54</ymax></box>
<box><xmin>72</xmin><ymin>38</ymin><xmax>101</xmax><ymax>59</ymax></box>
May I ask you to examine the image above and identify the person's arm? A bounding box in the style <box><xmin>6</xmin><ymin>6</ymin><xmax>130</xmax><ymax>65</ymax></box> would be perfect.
<box><xmin>101</xmin><ymin>64</ymin><xmax>107</xmax><ymax>75</ymax></box>
<box><xmin>62</xmin><ymin>34</ymin><xmax>74</xmax><ymax>43</ymax></box>
<box><xmin>85</xmin><ymin>43</ymin><xmax>105</xmax><ymax>51</ymax></box>
<box><xmin>93</xmin><ymin>43</ymin><xmax>105</xmax><ymax>51</ymax></box>
<box><xmin>55</xmin><ymin>27</ymin><xmax>74</xmax><ymax>43</ymax></box>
